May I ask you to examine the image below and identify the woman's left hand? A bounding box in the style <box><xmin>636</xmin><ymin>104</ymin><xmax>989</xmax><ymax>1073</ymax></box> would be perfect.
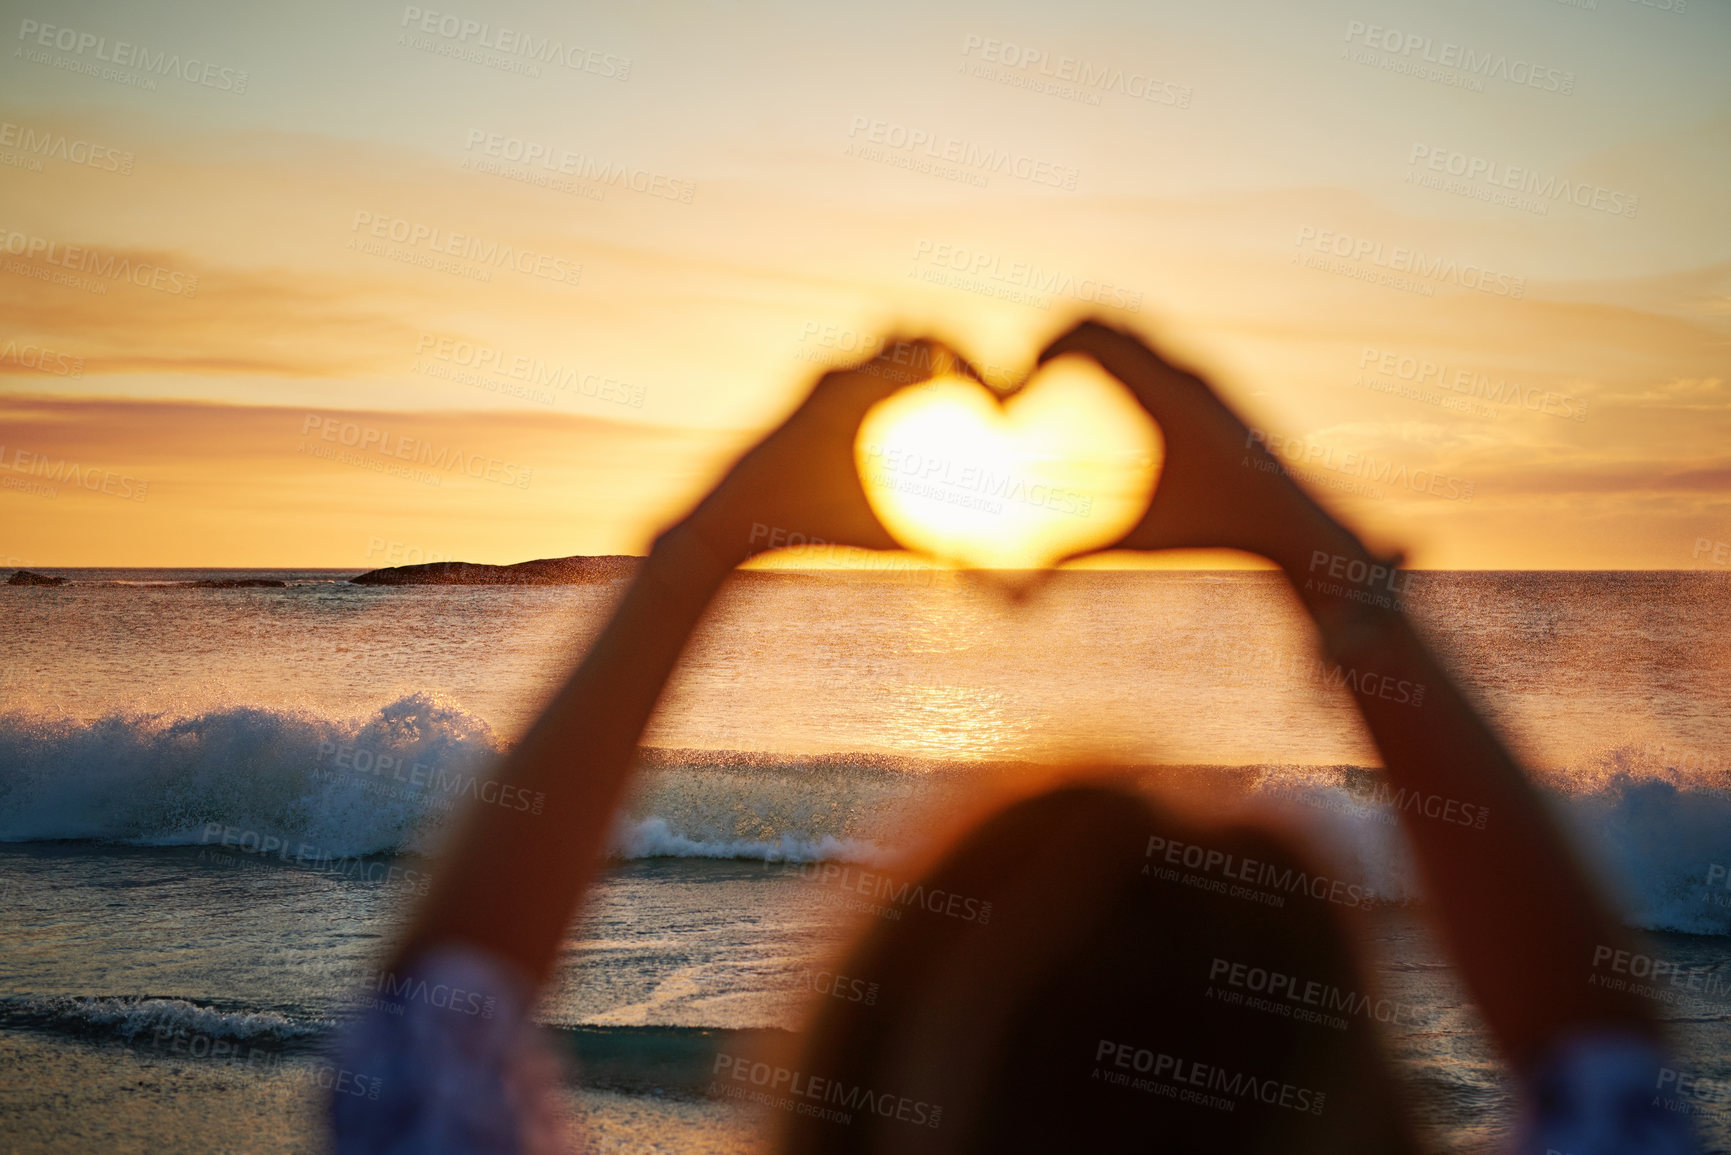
<box><xmin>676</xmin><ymin>337</ymin><xmax>976</xmax><ymax>565</ymax></box>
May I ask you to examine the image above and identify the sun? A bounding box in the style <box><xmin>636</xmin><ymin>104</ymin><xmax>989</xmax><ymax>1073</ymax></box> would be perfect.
<box><xmin>855</xmin><ymin>360</ymin><xmax>1162</xmax><ymax>569</ymax></box>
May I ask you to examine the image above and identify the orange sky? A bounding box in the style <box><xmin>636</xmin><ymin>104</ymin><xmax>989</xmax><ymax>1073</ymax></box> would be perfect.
<box><xmin>1</xmin><ymin>0</ymin><xmax>1727</xmax><ymax>568</ymax></box>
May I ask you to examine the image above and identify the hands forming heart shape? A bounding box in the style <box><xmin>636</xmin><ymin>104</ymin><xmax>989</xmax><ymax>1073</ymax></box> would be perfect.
<box><xmin>854</xmin><ymin>344</ymin><xmax>1160</xmax><ymax>571</ymax></box>
<box><xmin>682</xmin><ymin>319</ymin><xmax>1372</xmax><ymax>583</ymax></box>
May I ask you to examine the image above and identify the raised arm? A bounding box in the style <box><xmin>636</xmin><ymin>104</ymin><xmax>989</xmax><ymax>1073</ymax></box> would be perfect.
<box><xmin>331</xmin><ymin>340</ymin><xmax>976</xmax><ymax>1155</ymax></box>
<box><xmin>1039</xmin><ymin>319</ymin><xmax>1655</xmax><ymax>1072</ymax></box>
<box><xmin>392</xmin><ymin>338</ymin><xmax>966</xmax><ymax>989</ymax></box>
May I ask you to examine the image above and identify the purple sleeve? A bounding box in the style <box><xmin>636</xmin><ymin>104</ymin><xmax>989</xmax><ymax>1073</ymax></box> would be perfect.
<box><xmin>328</xmin><ymin>945</ymin><xmax>573</xmax><ymax>1155</ymax></box>
<box><xmin>1518</xmin><ymin>1033</ymin><xmax>1703</xmax><ymax>1155</ymax></box>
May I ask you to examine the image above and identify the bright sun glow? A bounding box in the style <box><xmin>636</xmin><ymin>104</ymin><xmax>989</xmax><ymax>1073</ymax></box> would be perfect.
<box><xmin>855</xmin><ymin>360</ymin><xmax>1163</xmax><ymax>569</ymax></box>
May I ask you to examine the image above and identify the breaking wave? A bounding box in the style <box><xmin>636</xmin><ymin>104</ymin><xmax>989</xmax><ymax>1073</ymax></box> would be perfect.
<box><xmin>1</xmin><ymin>697</ymin><xmax>1727</xmax><ymax>932</ymax></box>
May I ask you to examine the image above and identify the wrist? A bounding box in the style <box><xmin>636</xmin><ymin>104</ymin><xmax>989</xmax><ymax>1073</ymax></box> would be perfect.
<box><xmin>1273</xmin><ymin>541</ymin><xmax>1366</xmax><ymax>601</ymax></box>
<box><xmin>1311</xmin><ymin>594</ymin><xmax>1412</xmax><ymax>668</ymax></box>
<box><xmin>655</xmin><ymin>500</ymin><xmax>761</xmax><ymax>573</ymax></box>
<box><xmin>1272</xmin><ymin>515</ymin><xmax>1411</xmax><ymax>620</ymax></box>
<box><xmin>1283</xmin><ymin>537</ymin><xmax>1415</xmax><ymax>666</ymax></box>
<box><xmin>1277</xmin><ymin>534</ymin><xmax>1374</xmax><ymax>589</ymax></box>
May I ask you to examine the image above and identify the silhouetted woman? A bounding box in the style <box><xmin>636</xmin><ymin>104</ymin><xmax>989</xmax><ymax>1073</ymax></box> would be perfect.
<box><xmin>332</xmin><ymin>322</ymin><xmax>1699</xmax><ymax>1154</ymax></box>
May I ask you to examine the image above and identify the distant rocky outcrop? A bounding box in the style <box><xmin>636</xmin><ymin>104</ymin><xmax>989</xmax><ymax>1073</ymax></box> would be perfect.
<box><xmin>350</xmin><ymin>555</ymin><xmax>644</xmax><ymax>586</ymax></box>
<box><xmin>7</xmin><ymin>570</ymin><xmax>64</xmax><ymax>586</ymax></box>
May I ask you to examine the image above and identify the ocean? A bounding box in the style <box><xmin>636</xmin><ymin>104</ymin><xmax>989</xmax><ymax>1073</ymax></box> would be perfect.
<box><xmin>1</xmin><ymin>569</ymin><xmax>1728</xmax><ymax>1152</ymax></box>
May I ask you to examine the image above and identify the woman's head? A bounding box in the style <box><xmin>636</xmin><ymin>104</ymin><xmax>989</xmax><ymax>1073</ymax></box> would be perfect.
<box><xmin>775</xmin><ymin>780</ymin><xmax>1417</xmax><ymax>1154</ymax></box>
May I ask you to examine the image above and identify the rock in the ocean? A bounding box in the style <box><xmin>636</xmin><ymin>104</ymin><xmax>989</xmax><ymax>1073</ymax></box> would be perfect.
<box><xmin>350</xmin><ymin>555</ymin><xmax>643</xmax><ymax>586</ymax></box>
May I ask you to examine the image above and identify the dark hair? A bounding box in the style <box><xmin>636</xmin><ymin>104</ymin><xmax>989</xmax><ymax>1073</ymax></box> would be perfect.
<box><xmin>776</xmin><ymin>782</ymin><xmax>1419</xmax><ymax>1154</ymax></box>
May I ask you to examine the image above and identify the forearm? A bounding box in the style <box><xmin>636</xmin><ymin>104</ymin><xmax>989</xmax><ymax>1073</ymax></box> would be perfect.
<box><xmin>1281</xmin><ymin>552</ymin><xmax>1654</xmax><ymax>1066</ymax></box>
<box><xmin>394</xmin><ymin>519</ymin><xmax>742</xmax><ymax>986</ymax></box>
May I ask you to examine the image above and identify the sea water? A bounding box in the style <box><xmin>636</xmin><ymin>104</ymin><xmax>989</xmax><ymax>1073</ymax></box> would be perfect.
<box><xmin>1</xmin><ymin>570</ymin><xmax>1727</xmax><ymax>1151</ymax></box>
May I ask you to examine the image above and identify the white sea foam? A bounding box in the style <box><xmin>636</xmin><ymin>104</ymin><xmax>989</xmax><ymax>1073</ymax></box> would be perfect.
<box><xmin>0</xmin><ymin>994</ymin><xmax>327</xmax><ymax>1044</ymax></box>
<box><xmin>0</xmin><ymin>693</ymin><xmax>503</xmax><ymax>856</ymax></box>
<box><xmin>0</xmin><ymin>697</ymin><xmax>1726</xmax><ymax>932</ymax></box>
<box><xmin>610</xmin><ymin>816</ymin><xmax>889</xmax><ymax>864</ymax></box>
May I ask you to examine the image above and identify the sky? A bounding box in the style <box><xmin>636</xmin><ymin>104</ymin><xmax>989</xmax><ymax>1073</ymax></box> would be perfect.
<box><xmin>0</xmin><ymin>0</ymin><xmax>1727</xmax><ymax>568</ymax></box>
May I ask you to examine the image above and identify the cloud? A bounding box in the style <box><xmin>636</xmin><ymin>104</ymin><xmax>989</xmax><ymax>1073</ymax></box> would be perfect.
<box><xmin>0</xmin><ymin>242</ymin><xmax>431</xmax><ymax>380</ymax></box>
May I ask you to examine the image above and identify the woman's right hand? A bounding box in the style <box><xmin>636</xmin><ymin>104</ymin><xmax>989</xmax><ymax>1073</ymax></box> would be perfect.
<box><xmin>1038</xmin><ymin>319</ymin><xmax>1378</xmax><ymax>577</ymax></box>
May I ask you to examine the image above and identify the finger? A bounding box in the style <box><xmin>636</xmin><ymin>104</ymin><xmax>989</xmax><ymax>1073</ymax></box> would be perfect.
<box><xmin>1036</xmin><ymin>318</ymin><xmax>1122</xmax><ymax>367</ymax></box>
<box><xmin>1037</xmin><ymin>318</ymin><xmax>1177</xmax><ymax>379</ymax></box>
<box><xmin>939</xmin><ymin>345</ymin><xmax>992</xmax><ymax>390</ymax></box>
<box><xmin>859</xmin><ymin>336</ymin><xmax>962</xmax><ymax>383</ymax></box>
<box><xmin>1045</xmin><ymin>325</ymin><xmax>1169</xmax><ymax>389</ymax></box>
<box><xmin>1037</xmin><ymin>321</ymin><xmax>1188</xmax><ymax>414</ymax></box>
<box><xmin>770</xmin><ymin>339</ymin><xmax>965</xmax><ymax>554</ymax></box>
<box><xmin>1051</xmin><ymin>334</ymin><xmax>1238</xmax><ymax>468</ymax></box>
